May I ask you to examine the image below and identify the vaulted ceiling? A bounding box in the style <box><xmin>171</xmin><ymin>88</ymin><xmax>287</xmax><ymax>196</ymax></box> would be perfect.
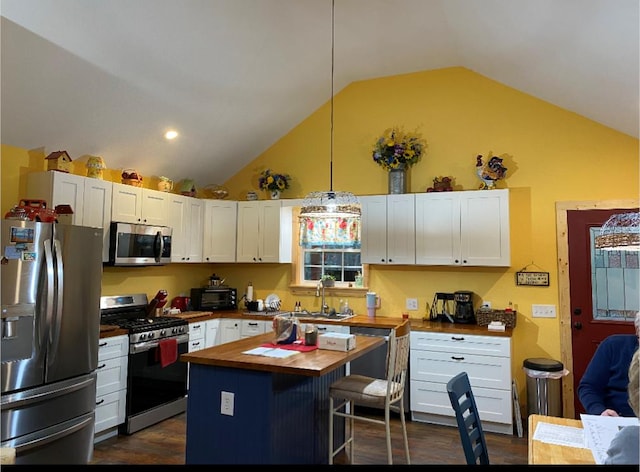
<box><xmin>2</xmin><ymin>0</ymin><xmax>638</xmax><ymax>186</ymax></box>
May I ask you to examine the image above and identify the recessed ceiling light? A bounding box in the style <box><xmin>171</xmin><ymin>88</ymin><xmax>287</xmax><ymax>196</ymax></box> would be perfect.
<box><xmin>165</xmin><ymin>130</ymin><xmax>178</xmax><ymax>140</ymax></box>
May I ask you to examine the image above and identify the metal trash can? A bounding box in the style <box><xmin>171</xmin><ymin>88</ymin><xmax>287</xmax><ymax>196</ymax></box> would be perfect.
<box><xmin>523</xmin><ymin>358</ymin><xmax>565</xmax><ymax>417</ymax></box>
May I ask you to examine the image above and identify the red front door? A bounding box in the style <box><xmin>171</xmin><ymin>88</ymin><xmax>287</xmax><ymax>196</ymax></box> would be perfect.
<box><xmin>567</xmin><ymin>208</ymin><xmax>638</xmax><ymax>417</ymax></box>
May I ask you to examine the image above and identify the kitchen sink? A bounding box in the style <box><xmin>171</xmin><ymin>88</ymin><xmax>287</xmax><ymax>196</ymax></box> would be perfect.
<box><xmin>284</xmin><ymin>310</ymin><xmax>356</xmax><ymax>321</ymax></box>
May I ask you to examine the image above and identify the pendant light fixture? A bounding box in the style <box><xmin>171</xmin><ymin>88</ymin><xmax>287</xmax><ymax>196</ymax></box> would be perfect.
<box><xmin>299</xmin><ymin>0</ymin><xmax>361</xmax><ymax>249</ymax></box>
<box><xmin>594</xmin><ymin>211</ymin><xmax>640</xmax><ymax>251</ymax></box>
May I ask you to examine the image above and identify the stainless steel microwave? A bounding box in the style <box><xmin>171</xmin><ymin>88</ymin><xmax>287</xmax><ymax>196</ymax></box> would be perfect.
<box><xmin>190</xmin><ymin>287</ymin><xmax>237</xmax><ymax>311</ymax></box>
<box><xmin>107</xmin><ymin>222</ymin><xmax>172</xmax><ymax>266</ymax></box>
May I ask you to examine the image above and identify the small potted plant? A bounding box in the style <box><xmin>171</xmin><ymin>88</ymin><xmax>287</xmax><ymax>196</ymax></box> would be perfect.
<box><xmin>321</xmin><ymin>274</ymin><xmax>336</xmax><ymax>287</ymax></box>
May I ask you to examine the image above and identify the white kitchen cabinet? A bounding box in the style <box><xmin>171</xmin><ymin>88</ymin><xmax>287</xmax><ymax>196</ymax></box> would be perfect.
<box><xmin>360</xmin><ymin>194</ymin><xmax>415</xmax><ymax>265</ymax></box>
<box><xmin>168</xmin><ymin>194</ymin><xmax>203</xmax><ymax>263</ymax></box>
<box><xmin>188</xmin><ymin>321</ymin><xmax>206</xmax><ymax>352</ymax></box>
<box><xmin>415</xmin><ymin>189</ymin><xmax>510</xmax><ymax>266</ymax></box>
<box><xmin>236</xmin><ymin>201</ymin><xmax>293</xmax><ymax>263</ymax></box>
<box><xmin>204</xmin><ymin>319</ymin><xmax>220</xmax><ymax>347</ymax></box>
<box><xmin>202</xmin><ymin>200</ymin><xmax>237</xmax><ymax>263</ymax></box>
<box><xmin>111</xmin><ymin>183</ymin><xmax>168</xmax><ymax>226</ymax></box>
<box><xmin>240</xmin><ymin>319</ymin><xmax>267</xmax><ymax>338</ymax></box>
<box><xmin>27</xmin><ymin>171</ymin><xmax>112</xmax><ymax>261</ymax></box>
<box><xmin>409</xmin><ymin>330</ymin><xmax>513</xmax><ymax>435</ymax></box>
<box><xmin>94</xmin><ymin>335</ymin><xmax>128</xmax><ymax>443</ymax></box>
<box><xmin>218</xmin><ymin>319</ymin><xmax>241</xmax><ymax>344</ymax></box>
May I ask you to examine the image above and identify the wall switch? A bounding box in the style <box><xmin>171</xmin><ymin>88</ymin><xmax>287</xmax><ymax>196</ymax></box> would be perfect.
<box><xmin>406</xmin><ymin>298</ymin><xmax>419</xmax><ymax>310</ymax></box>
<box><xmin>221</xmin><ymin>391</ymin><xmax>234</xmax><ymax>416</ymax></box>
<box><xmin>532</xmin><ymin>304</ymin><xmax>556</xmax><ymax>318</ymax></box>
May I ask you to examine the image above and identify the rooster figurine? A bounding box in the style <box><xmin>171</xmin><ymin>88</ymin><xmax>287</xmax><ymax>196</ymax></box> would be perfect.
<box><xmin>476</xmin><ymin>154</ymin><xmax>507</xmax><ymax>189</ymax></box>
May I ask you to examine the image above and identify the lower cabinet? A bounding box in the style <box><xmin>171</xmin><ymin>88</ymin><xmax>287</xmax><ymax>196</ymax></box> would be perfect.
<box><xmin>409</xmin><ymin>330</ymin><xmax>513</xmax><ymax>435</ymax></box>
<box><xmin>95</xmin><ymin>335</ymin><xmax>128</xmax><ymax>443</ymax></box>
<box><xmin>219</xmin><ymin>319</ymin><xmax>241</xmax><ymax>344</ymax></box>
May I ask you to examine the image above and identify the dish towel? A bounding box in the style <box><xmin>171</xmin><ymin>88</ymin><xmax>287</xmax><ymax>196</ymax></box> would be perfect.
<box><xmin>157</xmin><ymin>338</ymin><xmax>178</xmax><ymax>367</ymax></box>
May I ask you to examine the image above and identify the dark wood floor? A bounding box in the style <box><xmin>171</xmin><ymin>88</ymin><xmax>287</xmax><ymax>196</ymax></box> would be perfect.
<box><xmin>91</xmin><ymin>409</ymin><xmax>528</xmax><ymax>465</ymax></box>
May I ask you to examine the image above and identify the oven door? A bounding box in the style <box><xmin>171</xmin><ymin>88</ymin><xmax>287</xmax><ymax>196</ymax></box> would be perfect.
<box><xmin>126</xmin><ymin>334</ymin><xmax>189</xmax><ymax>419</ymax></box>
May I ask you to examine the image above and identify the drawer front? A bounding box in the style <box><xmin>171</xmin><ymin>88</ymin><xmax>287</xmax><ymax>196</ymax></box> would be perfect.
<box><xmin>189</xmin><ymin>338</ymin><xmax>205</xmax><ymax>352</ymax></box>
<box><xmin>96</xmin><ymin>356</ymin><xmax>128</xmax><ymax>397</ymax></box>
<box><xmin>241</xmin><ymin>319</ymin><xmax>265</xmax><ymax>337</ymax></box>
<box><xmin>410</xmin><ymin>331</ymin><xmax>510</xmax><ymax>357</ymax></box>
<box><xmin>98</xmin><ymin>335</ymin><xmax>128</xmax><ymax>361</ymax></box>
<box><xmin>95</xmin><ymin>389</ymin><xmax>126</xmax><ymax>434</ymax></box>
<box><xmin>316</xmin><ymin>324</ymin><xmax>350</xmax><ymax>335</ymax></box>
<box><xmin>189</xmin><ymin>322</ymin><xmax>205</xmax><ymax>341</ymax></box>
<box><xmin>410</xmin><ymin>349</ymin><xmax>510</xmax><ymax>390</ymax></box>
<box><xmin>410</xmin><ymin>380</ymin><xmax>512</xmax><ymax>425</ymax></box>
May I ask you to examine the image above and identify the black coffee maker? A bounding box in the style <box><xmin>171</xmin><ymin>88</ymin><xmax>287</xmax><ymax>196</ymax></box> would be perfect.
<box><xmin>453</xmin><ymin>291</ymin><xmax>475</xmax><ymax>324</ymax></box>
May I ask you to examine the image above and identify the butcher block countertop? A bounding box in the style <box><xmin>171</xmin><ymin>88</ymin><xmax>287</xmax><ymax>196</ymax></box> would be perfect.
<box><xmin>98</xmin><ymin>311</ymin><xmax>513</xmax><ymax>339</ymax></box>
<box><xmin>181</xmin><ymin>330</ymin><xmax>385</xmax><ymax>376</ymax></box>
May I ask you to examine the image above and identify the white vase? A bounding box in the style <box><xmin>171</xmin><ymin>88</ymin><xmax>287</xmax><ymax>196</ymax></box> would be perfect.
<box><xmin>270</xmin><ymin>190</ymin><xmax>281</xmax><ymax>200</ymax></box>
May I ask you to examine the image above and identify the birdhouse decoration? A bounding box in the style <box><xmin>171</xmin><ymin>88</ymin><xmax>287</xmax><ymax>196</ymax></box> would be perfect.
<box><xmin>85</xmin><ymin>155</ymin><xmax>106</xmax><ymax>179</ymax></box>
<box><xmin>45</xmin><ymin>151</ymin><xmax>72</xmax><ymax>173</ymax></box>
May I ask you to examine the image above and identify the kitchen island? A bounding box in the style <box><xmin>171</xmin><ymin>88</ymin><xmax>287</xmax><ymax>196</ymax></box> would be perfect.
<box><xmin>181</xmin><ymin>330</ymin><xmax>386</xmax><ymax>464</ymax></box>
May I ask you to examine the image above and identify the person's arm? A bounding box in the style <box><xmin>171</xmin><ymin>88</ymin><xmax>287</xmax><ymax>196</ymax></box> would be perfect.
<box><xmin>578</xmin><ymin>339</ymin><xmax>614</xmax><ymax>416</ymax></box>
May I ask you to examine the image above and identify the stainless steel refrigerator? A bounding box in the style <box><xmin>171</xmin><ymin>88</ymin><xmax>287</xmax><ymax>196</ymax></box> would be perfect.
<box><xmin>1</xmin><ymin>220</ymin><xmax>103</xmax><ymax>464</ymax></box>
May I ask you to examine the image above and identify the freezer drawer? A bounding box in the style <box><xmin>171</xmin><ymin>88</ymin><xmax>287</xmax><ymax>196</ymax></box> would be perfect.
<box><xmin>1</xmin><ymin>372</ymin><xmax>96</xmax><ymax>442</ymax></box>
<box><xmin>1</xmin><ymin>411</ymin><xmax>95</xmax><ymax>464</ymax></box>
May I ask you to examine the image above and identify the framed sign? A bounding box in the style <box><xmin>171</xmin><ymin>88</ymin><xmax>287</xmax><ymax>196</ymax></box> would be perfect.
<box><xmin>516</xmin><ymin>271</ymin><xmax>550</xmax><ymax>286</ymax></box>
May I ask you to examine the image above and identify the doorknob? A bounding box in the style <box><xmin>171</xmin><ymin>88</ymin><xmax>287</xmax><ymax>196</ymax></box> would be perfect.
<box><xmin>574</xmin><ymin>321</ymin><xmax>583</xmax><ymax>330</ymax></box>
<box><xmin>573</xmin><ymin>307</ymin><xmax>582</xmax><ymax>315</ymax></box>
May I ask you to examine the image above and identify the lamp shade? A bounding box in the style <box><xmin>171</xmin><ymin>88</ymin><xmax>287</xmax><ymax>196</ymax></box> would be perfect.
<box><xmin>594</xmin><ymin>212</ymin><xmax>640</xmax><ymax>251</ymax></box>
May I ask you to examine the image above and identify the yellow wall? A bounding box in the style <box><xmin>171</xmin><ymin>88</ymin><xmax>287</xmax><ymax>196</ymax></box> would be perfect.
<box><xmin>2</xmin><ymin>66</ymin><xmax>638</xmax><ymax>397</ymax></box>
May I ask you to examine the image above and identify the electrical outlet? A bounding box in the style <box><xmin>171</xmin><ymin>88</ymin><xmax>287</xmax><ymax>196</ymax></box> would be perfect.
<box><xmin>532</xmin><ymin>304</ymin><xmax>556</xmax><ymax>318</ymax></box>
<box><xmin>406</xmin><ymin>298</ymin><xmax>419</xmax><ymax>310</ymax></box>
<box><xmin>221</xmin><ymin>391</ymin><xmax>234</xmax><ymax>416</ymax></box>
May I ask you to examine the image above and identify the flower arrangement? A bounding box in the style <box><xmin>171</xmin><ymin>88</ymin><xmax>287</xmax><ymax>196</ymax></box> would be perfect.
<box><xmin>372</xmin><ymin>126</ymin><xmax>426</xmax><ymax>171</ymax></box>
<box><xmin>258</xmin><ymin>168</ymin><xmax>291</xmax><ymax>192</ymax></box>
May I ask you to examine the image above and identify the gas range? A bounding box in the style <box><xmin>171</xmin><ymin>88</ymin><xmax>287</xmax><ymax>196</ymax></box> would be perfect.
<box><xmin>100</xmin><ymin>293</ymin><xmax>188</xmax><ymax>343</ymax></box>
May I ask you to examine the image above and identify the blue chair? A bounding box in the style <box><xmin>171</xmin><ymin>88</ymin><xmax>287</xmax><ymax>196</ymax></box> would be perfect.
<box><xmin>446</xmin><ymin>371</ymin><xmax>490</xmax><ymax>465</ymax></box>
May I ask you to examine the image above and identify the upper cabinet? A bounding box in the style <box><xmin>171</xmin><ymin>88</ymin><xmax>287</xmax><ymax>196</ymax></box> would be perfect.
<box><xmin>360</xmin><ymin>194</ymin><xmax>416</xmax><ymax>265</ymax></box>
<box><xmin>236</xmin><ymin>200</ymin><xmax>292</xmax><ymax>263</ymax></box>
<box><xmin>415</xmin><ymin>189</ymin><xmax>510</xmax><ymax>266</ymax></box>
<box><xmin>27</xmin><ymin>171</ymin><xmax>112</xmax><ymax>261</ymax></box>
<box><xmin>168</xmin><ymin>194</ymin><xmax>203</xmax><ymax>263</ymax></box>
<box><xmin>111</xmin><ymin>183</ymin><xmax>168</xmax><ymax>226</ymax></box>
<box><xmin>202</xmin><ymin>200</ymin><xmax>237</xmax><ymax>263</ymax></box>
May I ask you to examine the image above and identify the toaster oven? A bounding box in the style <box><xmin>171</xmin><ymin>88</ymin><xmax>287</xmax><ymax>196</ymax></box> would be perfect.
<box><xmin>190</xmin><ymin>287</ymin><xmax>237</xmax><ymax>311</ymax></box>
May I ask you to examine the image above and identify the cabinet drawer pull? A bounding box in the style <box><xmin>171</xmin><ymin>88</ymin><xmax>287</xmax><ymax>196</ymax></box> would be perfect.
<box><xmin>99</xmin><ymin>342</ymin><xmax>108</xmax><ymax>347</ymax></box>
<box><xmin>451</xmin><ymin>356</ymin><xmax>465</xmax><ymax>361</ymax></box>
<box><xmin>96</xmin><ymin>399</ymin><xmax>105</xmax><ymax>406</ymax></box>
<box><xmin>193</xmin><ymin>325</ymin><xmax>201</xmax><ymax>329</ymax></box>
<box><xmin>451</xmin><ymin>336</ymin><xmax>465</xmax><ymax>341</ymax></box>
<box><xmin>97</xmin><ymin>363</ymin><xmax>106</xmax><ymax>369</ymax></box>
<box><xmin>193</xmin><ymin>342</ymin><xmax>200</xmax><ymax>347</ymax></box>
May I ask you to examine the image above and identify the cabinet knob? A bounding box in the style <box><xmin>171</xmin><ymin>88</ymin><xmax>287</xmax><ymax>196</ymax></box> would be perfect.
<box><xmin>388</xmin><ymin>259</ymin><xmax>393</xmax><ymax>263</ymax></box>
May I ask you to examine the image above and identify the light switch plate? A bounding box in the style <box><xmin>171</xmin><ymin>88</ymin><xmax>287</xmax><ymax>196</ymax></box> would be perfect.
<box><xmin>406</xmin><ymin>298</ymin><xmax>419</xmax><ymax>310</ymax></box>
<box><xmin>532</xmin><ymin>304</ymin><xmax>556</xmax><ymax>318</ymax></box>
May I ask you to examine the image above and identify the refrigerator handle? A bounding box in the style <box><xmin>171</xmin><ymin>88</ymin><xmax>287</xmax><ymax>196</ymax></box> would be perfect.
<box><xmin>43</xmin><ymin>239</ymin><xmax>55</xmax><ymax>342</ymax></box>
<box><xmin>154</xmin><ymin>230</ymin><xmax>164</xmax><ymax>263</ymax></box>
<box><xmin>49</xmin><ymin>238</ymin><xmax>64</xmax><ymax>362</ymax></box>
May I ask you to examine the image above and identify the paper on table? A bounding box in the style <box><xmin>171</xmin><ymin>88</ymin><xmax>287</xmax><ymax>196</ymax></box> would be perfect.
<box><xmin>533</xmin><ymin>422</ymin><xmax>587</xmax><ymax>448</ymax></box>
<box><xmin>580</xmin><ymin>414</ymin><xmax>640</xmax><ymax>464</ymax></box>
<box><xmin>242</xmin><ymin>346</ymin><xmax>300</xmax><ymax>358</ymax></box>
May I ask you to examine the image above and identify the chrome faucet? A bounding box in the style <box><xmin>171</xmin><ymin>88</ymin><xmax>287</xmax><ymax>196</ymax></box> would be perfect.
<box><xmin>316</xmin><ymin>282</ymin><xmax>328</xmax><ymax>314</ymax></box>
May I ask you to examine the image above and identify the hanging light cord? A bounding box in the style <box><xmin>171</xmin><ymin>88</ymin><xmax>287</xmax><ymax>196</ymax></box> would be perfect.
<box><xmin>329</xmin><ymin>0</ymin><xmax>335</xmax><ymax>193</ymax></box>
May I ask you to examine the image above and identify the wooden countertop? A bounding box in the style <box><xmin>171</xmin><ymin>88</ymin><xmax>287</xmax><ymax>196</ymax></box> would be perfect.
<box><xmin>98</xmin><ymin>311</ymin><xmax>512</xmax><ymax>339</ymax></box>
<box><xmin>181</xmin><ymin>331</ymin><xmax>385</xmax><ymax>376</ymax></box>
